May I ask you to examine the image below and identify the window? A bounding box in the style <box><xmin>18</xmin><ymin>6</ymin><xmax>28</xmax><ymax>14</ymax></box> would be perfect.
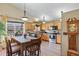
<box><xmin>7</xmin><ymin>18</ymin><xmax>24</xmax><ymax>36</ymax></box>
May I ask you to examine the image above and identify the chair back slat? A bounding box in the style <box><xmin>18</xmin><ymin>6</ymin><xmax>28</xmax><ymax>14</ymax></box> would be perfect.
<box><xmin>5</xmin><ymin>37</ymin><xmax>12</xmax><ymax>56</ymax></box>
<box><xmin>25</xmin><ymin>37</ymin><xmax>41</xmax><ymax>56</ymax></box>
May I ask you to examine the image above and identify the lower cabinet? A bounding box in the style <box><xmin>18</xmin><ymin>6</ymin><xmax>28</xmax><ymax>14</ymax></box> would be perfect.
<box><xmin>41</xmin><ymin>33</ymin><xmax>49</xmax><ymax>41</ymax></box>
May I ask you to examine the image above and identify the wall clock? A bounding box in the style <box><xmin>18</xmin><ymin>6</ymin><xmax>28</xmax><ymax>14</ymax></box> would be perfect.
<box><xmin>69</xmin><ymin>24</ymin><xmax>76</xmax><ymax>32</ymax></box>
<box><xmin>64</xmin><ymin>17</ymin><xmax>79</xmax><ymax>56</ymax></box>
<box><xmin>67</xmin><ymin>17</ymin><xmax>78</xmax><ymax>33</ymax></box>
<box><xmin>66</xmin><ymin>17</ymin><xmax>78</xmax><ymax>50</ymax></box>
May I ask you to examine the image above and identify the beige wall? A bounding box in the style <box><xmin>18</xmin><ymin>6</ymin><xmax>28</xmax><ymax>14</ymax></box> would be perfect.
<box><xmin>0</xmin><ymin>3</ymin><xmax>24</xmax><ymax>35</ymax></box>
<box><xmin>0</xmin><ymin>3</ymin><xmax>23</xmax><ymax>18</ymax></box>
<box><xmin>61</xmin><ymin>9</ymin><xmax>79</xmax><ymax>56</ymax></box>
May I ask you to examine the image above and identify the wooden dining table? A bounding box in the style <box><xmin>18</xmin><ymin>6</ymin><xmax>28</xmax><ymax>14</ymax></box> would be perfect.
<box><xmin>12</xmin><ymin>36</ymin><xmax>38</xmax><ymax>56</ymax></box>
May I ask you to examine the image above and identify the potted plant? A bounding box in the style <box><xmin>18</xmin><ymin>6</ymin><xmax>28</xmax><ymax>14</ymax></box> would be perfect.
<box><xmin>0</xmin><ymin>21</ymin><xmax>6</xmax><ymax>35</ymax></box>
<box><xmin>0</xmin><ymin>21</ymin><xmax>6</xmax><ymax>44</ymax></box>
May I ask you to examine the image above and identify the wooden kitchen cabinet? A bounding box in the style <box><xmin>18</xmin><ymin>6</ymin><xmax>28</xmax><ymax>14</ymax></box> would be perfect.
<box><xmin>56</xmin><ymin>34</ymin><xmax>61</xmax><ymax>44</ymax></box>
<box><xmin>41</xmin><ymin>33</ymin><xmax>49</xmax><ymax>42</ymax></box>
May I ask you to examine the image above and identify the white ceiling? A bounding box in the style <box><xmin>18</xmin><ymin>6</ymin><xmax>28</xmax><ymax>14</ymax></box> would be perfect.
<box><xmin>12</xmin><ymin>3</ymin><xmax>79</xmax><ymax>21</ymax></box>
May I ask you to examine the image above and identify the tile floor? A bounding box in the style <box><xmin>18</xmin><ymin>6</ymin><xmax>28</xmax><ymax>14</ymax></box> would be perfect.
<box><xmin>40</xmin><ymin>41</ymin><xmax>61</xmax><ymax>56</ymax></box>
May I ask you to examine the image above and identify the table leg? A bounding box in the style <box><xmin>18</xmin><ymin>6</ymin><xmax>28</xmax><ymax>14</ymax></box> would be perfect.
<box><xmin>20</xmin><ymin>45</ymin><xmax>24</xmax><ymax>56</ymax></box>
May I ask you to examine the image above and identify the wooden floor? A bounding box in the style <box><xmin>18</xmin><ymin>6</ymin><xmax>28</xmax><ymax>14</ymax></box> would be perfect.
<box><xmin>0</xmin><ymin>41</ymin><xmax>61</xmax><ymax>56</ymax></box>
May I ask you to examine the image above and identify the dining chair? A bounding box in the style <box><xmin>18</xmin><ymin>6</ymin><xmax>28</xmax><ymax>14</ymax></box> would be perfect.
<box><xmin>11</xmin><ymin>38</ymin><xmax>18</xmax><ymax>47</ymax></box>
<box><xmin>25</xmin><ymin>38</ymin><xmax>41</xmax><ymax>56</ymax></box>
<box><xmin>5</xmin><ymin>37</ymin><xmax>21</xmax><ymax>56</ymax></box>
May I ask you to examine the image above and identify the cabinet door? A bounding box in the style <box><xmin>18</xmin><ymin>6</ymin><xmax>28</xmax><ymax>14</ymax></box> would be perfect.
<box><xmin>68</xmin><ymin>35</ymin><xmax>76</xmax><ymax>50</ymax></box>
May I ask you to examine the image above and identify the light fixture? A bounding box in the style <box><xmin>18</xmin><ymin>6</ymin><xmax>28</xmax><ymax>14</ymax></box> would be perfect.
<box><xmin>22</xmin><ymin>3</ymin><xmax>28</xmax><ymax>21</ymax></box>
<box><xmin>42</xmin><ymin>21</ymin><xmax>46</xmax><ymax>23</ymax></box>
<box><xmin>35</xmin><ymin>18</ymin><xmax>39</xmax><ymax>22</ymax></box>
<box><xmin>42</xmin><ymin>16</ymin><xmax>46</xmax><ymax>23</ymax></box>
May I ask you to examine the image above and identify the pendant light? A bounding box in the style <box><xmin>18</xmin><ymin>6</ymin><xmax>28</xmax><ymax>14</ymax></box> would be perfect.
<box><xmin>22</xmin><ymin>3</ymin><xmax>28</xmax><ymax>21</ymax></box>
<box><xmin>42</xmin><ymin>16</ymin><xmax>46</xmax><ymax>23</ymax></box>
